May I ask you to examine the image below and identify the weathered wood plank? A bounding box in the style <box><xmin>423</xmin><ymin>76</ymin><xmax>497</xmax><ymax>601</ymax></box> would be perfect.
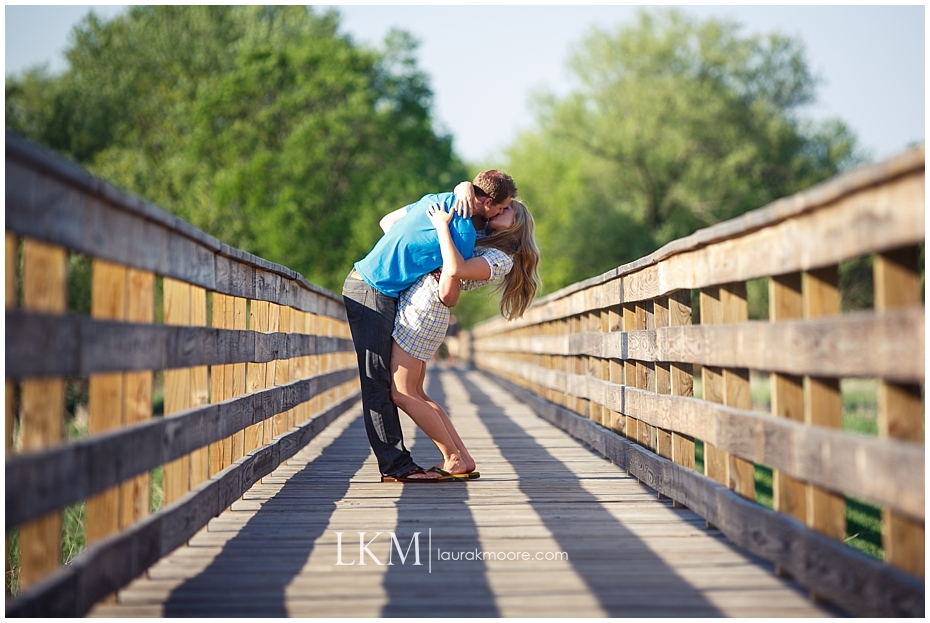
<box><xmin>721</xmin><ymin>283</ymin><xmax>754</xmax><ymax>501</ymax></box>
<box><xmin>189</xmin><ymin>286</ymin><xmax>210</xmax><ymax>489</ymax></box>
<box><xmin>120</xmin><ymin>268</ymin><xmax>154</xmax><ymax>529</ymax></box>
<box><xmin>474</xmin><ymin>308</ymin><xmax>923</xmax><ymax>384</ymax></box>
<box><xmin>86</xmin><ymin>259</ymin><xmax>127</xmax><ymax>548</ymax></box>
<box><xmin>769</xmin><ymin>273</ymin><xmax>806</xmax><ymax>529</ymax></box>
<box><xmin>163</xmin><ymin>278</ymin><xmax>192</xmax><ymax>506</ymax></box>
<box><xmin>5</xmin><ymin>232</ymin><xmax>15</xmax><ymax>592</ymax></box>
<box><xmin>4</xmin><ymin>311</ymin><xmax>354</xmax><ymax>380</ymax></box>
<box><xmin>668</xmin><ymin>290</ymin><xmax>695</xmax><ymax>480</ymax></box>
<box><xmin>18</xmin><ymin>239</ymin><xmax>67</xmax><ymax>588</ymax></box>
<box><xmin>874</xmin><ymin>247</ymin><xmax>924</xmax><ymax>578</ymax></box>
<box><xmin>699</xmin><ymin>287</ymin><xmax>726</xmax><ymax>490</ymax></box>
<box><xmin>802</xmin><ymin>267</ymin><xmax>846</xmax><ymax>545</ymax></box>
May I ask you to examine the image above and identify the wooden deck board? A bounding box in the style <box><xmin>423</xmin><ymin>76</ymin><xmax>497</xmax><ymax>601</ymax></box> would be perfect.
<box><xmin>89</xmin><ymin>365</ymin><xmax>839</xmax><ymax>618</ymax></box>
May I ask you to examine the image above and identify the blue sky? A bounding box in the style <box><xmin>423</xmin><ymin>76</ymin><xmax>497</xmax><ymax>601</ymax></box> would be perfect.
<box><xmin>5</xmin><ymin>4</ymin><xmax>925</xmax><ymax>165</ymax></box>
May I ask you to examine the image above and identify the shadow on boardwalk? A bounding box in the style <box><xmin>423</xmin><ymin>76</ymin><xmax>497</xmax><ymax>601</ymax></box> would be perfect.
<box><xmin>157</xmin><ymin>365</ymin><xmax>828</xmax><ymax>617</ymax></box>
<box><xmin>380</xmin><ymin>370</ymin><xmax>499</xmax><ymax>617</ymax></box>
<box><xmin>455</xmin><ymin>369</ymin><xmax>725</xmax><ymax>617</ymax></box>
<box><xmin>163</xmin><ymin>416</ymin><xmax>372</xmax><ymax>617</ymax></box>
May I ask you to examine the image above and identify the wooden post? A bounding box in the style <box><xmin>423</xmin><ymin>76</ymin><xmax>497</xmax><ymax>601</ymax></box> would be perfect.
<box><xmin>5</xmin><ymin>233</ymin><xmax>16</xmax><ymax>457</ymax></box>
<box><xmin>229</xmin><ymin>296</ymin><xmax>247</xmax><ymax>462</ymax></box>
<box><xmin>585</xmin><ymin>310</ymin><xmax>602</xmax><ymax>425</ymax></box>
<box><xmin>622</xmin><ymin>304</ymin><xmax>638</xmax><ymax>443</ymax></box>
<box><xmin>308</xmin><ymin>312</ymin><xmax>320</xmax><ymax>418</ymax></box>
<box><xmin>209</xmin><ymin>293</ymin><xmax>230</xmax><ymax>477</ymax></box>
<box><xmin>599</xmin><ymin>308</ymin><xmax>611</xmax><ymax>429</ymax></box>
<box><xmin>189</xmin><ymin>286</ymin><xmax>209</xmax><ymax>488</ymax></box>
<box><xmin>275</xmin><ymin>304</ymin><xmax>292</xmax><ymax>439</ymax></box>
<box><xmin>298</xmin><ymin>310</ymin><xmax>312</xmax><ymax>424</ymax></box>
<box><xmin>874</xmin><ymin>247</ymin><xmax>924</xmax><ymax>578</ymax></box>
<box><xmin>287</xmin><ymin>308</ymin><xmax>300</xmax><ymax>430</ymax></box>
<box><xmin>5</xmin><ymin>233</ymin><xmax>16</xmax><ymax>592</ymax></box>
<box><xmin>669</xmin><ymin>290</ymin><xmax>695</xmax><ymax>508</ymax></box>
<box><xmin>121</xmin><ymin>268</ymin><xmax>154</xmax><ymax>526</ymax></box>
<box><xmin>570</xmin><ymin>314</ymin><xmax>585</xmax><ymax>417</ymax></box>
<box><xmin>699</xmin><ymin>287</ymin><xmax>727</xmax><ymax>487</ymax></box>
<box><xmin>245</xmin><ymin>300</ymin><xmax>268</xmax><ymax>453</ymax></box>
<box><xmin>770</xmin><ymin>274</ymin><xmax>806</xmax><ymax>527</ymax></box>
<box><xmin>802</xmin><ymin>267</ymin><xmax>846</xmax><ymax>541</ymax></box>
<box><xmin>721</xmin><ymin>283</ymin><xmax>755</xmax><ymax>501</ymax></box>
<box><xmin>608</xmin><ymin>305</ymin><xmax>625</xmax><ymax>436</ymax></box>
<box><xmin>636</xmin><ymin>301</ymin><xmax>656</xmax><ymax>451</ymax></box>
<box><xmin>322</xmin><ymin>315</ymin><xmax>334</xmax><ymax>407</ymax></box>
<box><xmin>163</xmin><ymin>278</ymin><xmax>192</xmax><ymax>506</ymax></box>
<box><xmin>263</xmin><ymin>302</ymin><xmax>281</xmax><ymax>445</ymax></box>
<box><xmin>654</xmin><ymin>297</ymin><xmax>672</xmax><ymax>460</ymax></box>
<box><xmin>19</xmin><ymin>239</ymin><xmax>67</xmax><ymax>588</ymax></box>
<box><xmin>86</xmin><ymin>259</ymin><xmax>127</xmax><ymax>549</ymax></box>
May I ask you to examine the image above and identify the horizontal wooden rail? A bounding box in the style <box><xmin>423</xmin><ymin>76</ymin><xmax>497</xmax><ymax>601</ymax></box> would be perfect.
<box><xmin>478</xmin><ymin>307</ymin><xmax>923</xmax><ymax>383</ymax></box>
<box><xmin>467</xmin><ymin>144</ymin><xmax>925</xmax><ymax>615</ymax></box>
<box><xmin>6</xmin><ymin>367</ymin><xmax>356</xmax><ymax>527</ymax></box>
<box><xmin>476</xmin><ymin>354</ymin><xmax>923</xmax><ymax>521</ymax></box>
<box><xmin>6</xmin><ymin>392</ymin><xmax>359</xmax><ymax>618</ymax></box>
<box><xmin>6</xmin><ymin>310</ymin><xmax>354</xmax><ymax>379</ymax></box>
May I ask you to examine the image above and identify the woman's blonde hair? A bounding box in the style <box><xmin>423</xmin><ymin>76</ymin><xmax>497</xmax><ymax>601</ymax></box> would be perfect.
<box><xmin>476</xmin><ymin>200</ymin><xmax>541</xmax><ymax>320</ymax></box>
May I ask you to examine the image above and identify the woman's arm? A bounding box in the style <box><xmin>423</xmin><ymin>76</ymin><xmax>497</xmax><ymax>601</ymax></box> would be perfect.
<box><xmin>437</xmin><ymin>271</ymin><xmax>461</xmax><ymax>307</ymax></box>
<box><xmin>427</xmin><ymin>204</ymin><xmax>468</xmax><ymax>276</ymax></box>
<box><xmin>379</xmin><ymin>206</ymin><xmax>408</xmax><ymax>233</ymax></box>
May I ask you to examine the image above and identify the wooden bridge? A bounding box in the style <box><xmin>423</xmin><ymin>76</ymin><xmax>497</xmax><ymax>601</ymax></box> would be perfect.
<box><xmin>5</xmin><ymin>132</ymin><xmax>925</xmax><ymax>617</ymax></box>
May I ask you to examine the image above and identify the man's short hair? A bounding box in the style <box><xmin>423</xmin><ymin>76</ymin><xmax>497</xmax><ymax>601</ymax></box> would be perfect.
<box><xmin>473</xmin><ymin>170</ymin><xmax>517</xmax><ymax>204</ymax></box>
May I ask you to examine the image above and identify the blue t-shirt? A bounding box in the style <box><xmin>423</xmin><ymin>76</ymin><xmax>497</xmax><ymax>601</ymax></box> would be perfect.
<box><xmin>355</xmin><ymin>192</ymin><xmax>476</xmax><ymax>298</ymax></box>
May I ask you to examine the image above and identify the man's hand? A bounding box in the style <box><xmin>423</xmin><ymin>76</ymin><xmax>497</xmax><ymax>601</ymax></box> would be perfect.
<box><xmin>452</xmin><ymin>181</ymin><xmax>477</xmax><ymax>218</ymax></box>
<box><xmin>427</xmin><ymin>203</ymin><xmax>455</xmax><ymax>229</ymax></box>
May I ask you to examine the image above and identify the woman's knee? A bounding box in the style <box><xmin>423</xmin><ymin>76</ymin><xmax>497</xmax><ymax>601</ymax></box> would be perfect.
<box><xmin>391</xmin><ymin>385</ymin><xmax>417</xmax><ymax>409</ymax></box>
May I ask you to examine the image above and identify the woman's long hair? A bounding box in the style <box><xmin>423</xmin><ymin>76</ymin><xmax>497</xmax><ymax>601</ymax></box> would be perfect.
<box><xmin>475</xmin><ymin>200</ymin><xmax>541</xmax><ymax>320</ymax></box>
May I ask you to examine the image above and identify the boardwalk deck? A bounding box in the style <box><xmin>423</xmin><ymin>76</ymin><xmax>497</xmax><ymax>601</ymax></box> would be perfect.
<box><xmin>89</xmin><ymin>366</ymin><xmax>839</xmax><ymax>618</ymax></box>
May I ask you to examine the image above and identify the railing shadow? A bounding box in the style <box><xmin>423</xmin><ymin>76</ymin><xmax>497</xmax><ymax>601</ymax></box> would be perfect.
<box><xmin>162</xmin><ymin>413</ymin><xmax>371</xmax><ymax>617</ymax></box>
<box><xmin>454</xmin><ymin>368</ymin><xmax>730</xmax><ymax>617</ymax></box>
<box><xmin>380</xmin><ymin>365</ymin><xmax>500</xmax><ymax>617</ymax></box>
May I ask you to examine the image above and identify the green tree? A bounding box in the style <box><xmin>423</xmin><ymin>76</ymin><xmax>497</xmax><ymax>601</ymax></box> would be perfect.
<box><xmin>503</xmin><ymin>9</ymin><xmax>863</xmax><ymax>295</ymax></box>
<box><xmin>6</xmin><ymin>6</ymin><xmax>467</xmax><ymax>291</ymax></box>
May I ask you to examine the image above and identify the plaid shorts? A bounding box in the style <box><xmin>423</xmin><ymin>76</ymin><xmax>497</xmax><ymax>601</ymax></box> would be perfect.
<box><xmin>393</xmin><ymin>273</ymin><xmax>451</xmax><ymax>361</ymax></box>
<box><xmin>393</xmin><ymin>248</ymin><xmax>513</xmax><ymax>362</ymax></box>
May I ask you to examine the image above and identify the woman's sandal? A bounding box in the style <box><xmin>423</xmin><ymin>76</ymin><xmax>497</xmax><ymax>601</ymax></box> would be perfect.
<box><xmin>381</xmin><ymin>466</ymin><xmax>463</xmax><ymax>483</ymax></box>
<box><xmin>427</xmin><ymin>466</ymin><xmax>478</xmax><ymax>480</ymax></box>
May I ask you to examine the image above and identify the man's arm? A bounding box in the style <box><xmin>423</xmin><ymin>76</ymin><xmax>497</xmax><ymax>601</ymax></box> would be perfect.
<box><xmin>379</xmin><ymin>206</ymin><xmax>408</xmax><ymax>234</ymax></box>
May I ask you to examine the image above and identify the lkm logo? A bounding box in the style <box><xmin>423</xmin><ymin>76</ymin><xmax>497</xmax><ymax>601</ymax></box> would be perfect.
<box><xmin>333</xmin><ymin>531</ymin><xmax>424</xmax><ymax>566</ymax></box>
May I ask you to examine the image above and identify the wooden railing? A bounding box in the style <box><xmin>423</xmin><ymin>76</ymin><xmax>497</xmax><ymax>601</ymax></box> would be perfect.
<box><xmin>465</xmin><ymin>146</ymin><xmax>925</xmax><ymax>617</ymax></box>
<box><xmin>4</xmin><ymin>132</ymin><xmax>360</xmax><ymax>616</ymax></box>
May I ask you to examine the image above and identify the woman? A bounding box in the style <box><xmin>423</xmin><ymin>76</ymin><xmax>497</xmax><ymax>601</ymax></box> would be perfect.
<box><xmin>387</xmin><ymin>192</ymin><xmax>540</xmax><ymax>481</ymax></box>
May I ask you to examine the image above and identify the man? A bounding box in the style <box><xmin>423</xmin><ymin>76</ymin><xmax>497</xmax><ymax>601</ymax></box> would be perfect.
<box><xmin>342</xmin><ymin>170</ymin><xmax>517</xmax><ymax>482</ymax></box>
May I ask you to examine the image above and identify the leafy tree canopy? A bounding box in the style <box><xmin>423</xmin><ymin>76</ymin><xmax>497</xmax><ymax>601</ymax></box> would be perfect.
<box><xmin>501</xmin><ymin>9</ymin><xmax>863</xmax><ymax>296</ymax></box>
<box><xmin>6</xmin><ymin>6</ymin><xmax>468</xmax><ymax>292</ymax></box>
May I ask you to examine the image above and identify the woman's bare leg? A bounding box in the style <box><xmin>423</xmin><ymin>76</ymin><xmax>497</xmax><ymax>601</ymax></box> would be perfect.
<box><xmin>415</xmin><ymin>363</ymin><xmax>477</xmax><ymax>474</ymax></box>
<box><xmin>391</xmin><ymin>341</ymin><xmax>466</xmax><ymax>474</ymax></box>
